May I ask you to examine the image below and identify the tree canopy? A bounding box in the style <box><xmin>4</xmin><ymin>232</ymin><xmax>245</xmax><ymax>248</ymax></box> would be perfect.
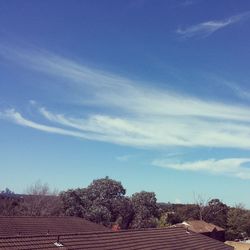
<box><xmin>130</xmin><ymin>191</ymin><xmax>160</xmax><ymax>229</ymax></box>
<box><xmin>1</xmin><ymin>178</ymin><xmax>250</xmax><ymax>241</ymax></box>
<box><xmin>60</xmin><ymin>177</ymin><xmax>132</xmax><ymax>227</ymax></box>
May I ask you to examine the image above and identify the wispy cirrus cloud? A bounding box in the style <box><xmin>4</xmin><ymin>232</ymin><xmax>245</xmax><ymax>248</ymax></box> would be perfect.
<box><xmin>152</xmin><ymin>158</ymin><xmax>250</xmax><ymax>179</ymax></box>
<box><xmin>2</xmin><ymin>104</ymin><xmax>250</xmax><ymax>150</ymax></box>
<box><xmin>116</xmin><ymin>154</ymin><xmax>134</xmax><ymax>162</ymax></box>
<box><xmin>1</xmin><ymin>45</ymin><xmax>250</xmax><ymax>152</ymax></box>
<box><xmin>1</xmin><ymin>108</ymin><xmax>157</xmax><ymax>146</ymax></box>
<box><xmin>207</xmin><ymin>75</ymin><xmax>250</xmax><ymax>101</ymax></box>
<box><xmin>36</xmin><ymin>106</ymin><xmax>250</xmax><ymax>149</ymax></box>
<box><xmin>2</xmin><ymin>44</ymin><xmax>250</xmax><ymax>121</ymax></box>
<box><xmin>176</xmin><ymin>12</ymin><xmax>250</xmax><ymax>38</ymax></box>
<box><xmin>1</xmin><ymin>109</ymin><xmax>99</xmax><ymax>140</ymax></box>
<box><xmin>221</xmin><ymin>80</ymin><xmax>250</xmax><ymax>101</ymax></box>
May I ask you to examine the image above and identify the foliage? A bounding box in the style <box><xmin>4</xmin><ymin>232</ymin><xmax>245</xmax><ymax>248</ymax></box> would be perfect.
<box><xmin>0</xmin><ymin>182</ymin><xmax>62</xmax><ymax>216</ymax></box>
<box><xmin>0</xmin><ymin>197</ymin><xmax>20</xmax><ymax>216</ymax></box>
<box><xmin>165</xmin><ymin>211</ymin><xmax>183</xmax><ymax>225</ymax></box>
<box><xmin>157</xmin><ymin>212</ymin><xmax>178</xmax><ymax>228</ymax></box>
<box><xmin>130</xmin><ymin>191</ymin><xmax>160</xmax><ymax>229</ymax></box>
<box><xmin>110</xmin><ymin>196</ymin><xmax>134</xmax><ymax>229</ymax></box>
<box><xmin>203</xmin><ymin>199</ymin><xmax>229</xmax><ymax>229</ymax></box>
<box><xmin>226</xmin><ymin>205</ymin><xmax>250</xmax><ymax>240</ymax></box>
<box><xmin>2</xmin><ymin>178</ymin><xmax>250</xmax><ymax>240</ymax></box>
<box><xmin>60</xmin><ymin>188</ymin><xmax>87</xmax><ymax>217</ymax></box>
<box><xmin>1</xmin><ymin>188</ymin><xmax>15</xmax><ymax>196</ymax></box>
<box><xmin>60</xmin><ymin>177</ymin><xmax>132</xmax><ymax>228</ymax></box>
<box><xmin>174</xmin><ymin>204</ymin><xmax>200</xmax><ymax>221</ymax></box>
<box><xmin>20</xmin><ymin>181</ymin><xmax>62</xmax><ymax>216</ymax></box>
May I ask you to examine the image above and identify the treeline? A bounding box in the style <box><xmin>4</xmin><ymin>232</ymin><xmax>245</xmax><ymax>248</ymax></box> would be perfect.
<box><xmin>0</xmin><ymin>185</ymin><xmax>62</xmax><ymax>217</ymax></box>
<box><xmin>1</xmin><ymin>177</ymin><xmax>250</xmax><ymax>240</ymax></box>
<box><xmin>159</xmin><ymin>200</ymin><xmax>250</xmax><ymax>240</ymax></box>
<box><xmin>59</xmin><ymin>177</ymin><xmax>159</xmax><ymax>230</ymax></box>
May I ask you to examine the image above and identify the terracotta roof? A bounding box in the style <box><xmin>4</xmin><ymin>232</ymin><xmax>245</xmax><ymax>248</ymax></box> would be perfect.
<box><xmin>0</xmin><ymin>216</ymin><xmax>108</xmax><ymax>236</ymax></box>
<box><xmin>225</xmin><ymin>241</ymin><xmax>250</xmax><ymax>250</ymax></box>
<box><xmin>179</xmin><ymin>220</ymin><xmax>225</xmax><ymax>233</ymax></box>
<box><xmin>0</xmin><ymin>227</ymin><xmax>233</xmax><ymax>250</ymax></box>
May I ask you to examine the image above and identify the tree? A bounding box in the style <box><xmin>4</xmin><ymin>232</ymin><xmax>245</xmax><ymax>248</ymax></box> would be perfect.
<box><xmin>1</xmin><ymin>188</ymin><xmax>15</xmax><ymax>196</ymax></box>
<box><xmin>130</xmin><ymin>191</ymin><xmax>160</xmax><ymax>229</ymax></box>
<box><xmin>193</xmin><ymin>194</ymin><xmax>211</xmax><ymax>221</ymax></box>
<box><xmin>174</xmin><ymin>204</ymin><xmax>200</xmax><ymax>222</ymax></box>
<box><xmin>226</xmin><ymin>204</ymin><xmax>250</xmax><ymax>240</ymax></box>
<box><xmin>60</xmin><ymin>177</ymin><xmax>132</xmax><ymax>228</ymax></box>
<box><xmin>60</xmin><ymin>188</ymin><xmax>88</xmax><ymax>217</ymax></box>
<box><xmin>193</xmin><ymin>195</ymin><xmax>228</xmax><ymax>228</ymax></box>
<box><xmin>20</xmin><ymin>181</ymin><xmax>62</xmax><ymax>216</ymax></box>
<box><xmin>109</xmin><ymin>196</ymin><xmax>134</xmax><ymax>229</ymax></box>
<box><xmin>203</xmin><ymin>199</ymin><xmax>229</xmax><ymax>228</ymax></box>
<box><xmin>0</xmin><ymin>190</ymin><xmax>21</xmax><ymax>216</ymax></box>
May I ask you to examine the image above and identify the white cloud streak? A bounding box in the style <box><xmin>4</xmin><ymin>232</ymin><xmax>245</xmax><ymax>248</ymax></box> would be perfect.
<box><xmin>116</xmin><ymin>155</ymin><xmax>134</xmax><ymax>162</ymax></box>
<box><xmin>221</xmin><ymin>80</ymin><xmax>250</xmax><ymax>101</ymax></box>
<box><xmin>152</xmin><ymin>158</ymin><xmax>250</xmax><ymax>179</ymax></box>
<box><xmin>38</xmin><ymin>107</ymin><xmax>250</xmax><ymax>149</ymax></box>
<box><xmin>2</xmin><ymin>109</ymin><xmax>95</xmax><ymax>140</ymax></box>
<box><xmin>1</xmin><ymin>46</ymin><xmax>250</xmax><ymax>151</ymax></box>
<box><xmin>176</xmin><ymin>12</ymin><xmax>250</xmax><ymax>38</ymax></box>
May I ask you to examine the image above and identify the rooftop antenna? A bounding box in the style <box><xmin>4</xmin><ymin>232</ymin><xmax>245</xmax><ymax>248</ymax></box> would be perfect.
<box><xmin>54</xmin><ymin>235</ymin><xmax>64</xmax><ymax>247</ymax></box>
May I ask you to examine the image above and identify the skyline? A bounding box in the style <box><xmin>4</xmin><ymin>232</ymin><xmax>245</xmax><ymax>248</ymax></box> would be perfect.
<box><xmin>1</xmin><ymin>0</ymin><xmax>250</xmax><ymax>206</ymax></box>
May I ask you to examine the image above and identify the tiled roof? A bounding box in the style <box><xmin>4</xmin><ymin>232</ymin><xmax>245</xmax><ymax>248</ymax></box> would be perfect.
<box><xmin>0</xmin><ymin>227</ymin><xmax>233</xmax><ymax>250</ymax></box>
<box><xmin>225</xmin><ymin>241</ymin><xmax>250</xmax><ymax>250</ymax></box>
<box><xmin>180</xmin><ymin>220</ymin><xmax>225</xmax><ymax>233</ymax></box>
<box><xmin>0</xmin><ymin>216</ymin><xmax>108</xmax><ymax>236</ymax></box>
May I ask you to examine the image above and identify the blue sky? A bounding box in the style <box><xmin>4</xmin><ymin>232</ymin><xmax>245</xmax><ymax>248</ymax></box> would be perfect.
<box><xmin>1</xmin><ymin>0</ymin><xmax>250</xmax><ymax>206</ymax></box>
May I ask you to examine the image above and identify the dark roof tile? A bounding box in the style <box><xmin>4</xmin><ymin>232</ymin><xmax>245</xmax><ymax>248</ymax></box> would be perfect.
<box><xmin>0</xmin><ymin>227</ymin><xmax>233</xmax><ymax>250</ymax></box>
<box><xmin>0</xmin><ymin>216</ymin><xmax>108</xmax><ymax>236</ymax></box>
